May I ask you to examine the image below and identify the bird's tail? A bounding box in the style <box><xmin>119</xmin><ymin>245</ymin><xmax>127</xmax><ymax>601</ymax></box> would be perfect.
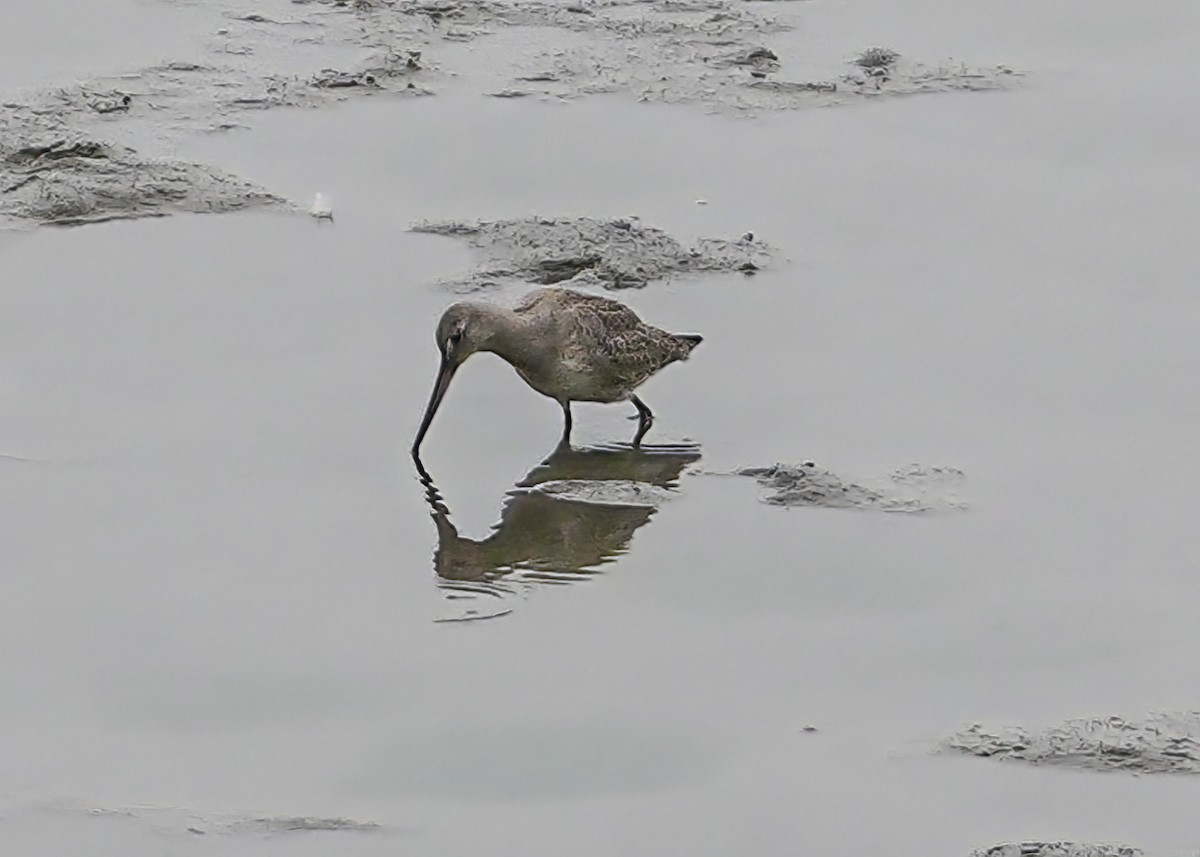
<box><xmin>675</xmin><ymin>333</ymin><xmax>703</xmax><ymax>358</ymax></box>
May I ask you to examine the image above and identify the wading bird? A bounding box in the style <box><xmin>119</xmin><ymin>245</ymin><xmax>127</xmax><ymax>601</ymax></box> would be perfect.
<box><xmin>412</xmin><ymin>287</ymin><xmax>702</xmax><ymax>454</ymax></box>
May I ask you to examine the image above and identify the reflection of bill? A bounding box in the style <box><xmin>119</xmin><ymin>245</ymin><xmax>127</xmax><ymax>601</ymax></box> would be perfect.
<box><xmin>413</xmin><ymin>442</ymin><xmax>700</xmax><ymax>621</ymax></box>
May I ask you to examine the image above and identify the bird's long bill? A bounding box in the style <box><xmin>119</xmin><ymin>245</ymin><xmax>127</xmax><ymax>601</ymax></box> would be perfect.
<box><xmin>412</xmin><ymin>355</ymin><xmax>457</xmax><ymax>457</ymax></box>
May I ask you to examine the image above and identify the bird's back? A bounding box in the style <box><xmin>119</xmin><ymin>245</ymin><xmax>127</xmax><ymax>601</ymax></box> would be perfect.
<box><xmin>514</xmin><ymin>288</ymin><xmax>701</xmax><ymax>401</ymax></box>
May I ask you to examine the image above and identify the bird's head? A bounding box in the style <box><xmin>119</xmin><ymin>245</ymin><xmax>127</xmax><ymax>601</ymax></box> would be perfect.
<box><xmin>412</xmin><ymin>302</ymin><xmax>496</xmax><ymax>457</ymax></box>
<box><xmin>434</xmin><ymin>302</ymin><xmax>492</xmax><ymax>368</ymax></box>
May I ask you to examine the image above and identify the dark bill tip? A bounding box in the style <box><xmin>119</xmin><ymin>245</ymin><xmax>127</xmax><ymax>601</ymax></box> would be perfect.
<box><xmin>412</xmin><ymin>355</ymin><xmax>456</xmax><ymax>457</ymax></box>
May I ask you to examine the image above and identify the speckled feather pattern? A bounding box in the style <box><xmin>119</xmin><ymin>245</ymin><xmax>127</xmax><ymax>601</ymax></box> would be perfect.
<box><xmin>511</xmin><ymin>287</ymin><xmax>700</xmax><ymax>402</ymax></box>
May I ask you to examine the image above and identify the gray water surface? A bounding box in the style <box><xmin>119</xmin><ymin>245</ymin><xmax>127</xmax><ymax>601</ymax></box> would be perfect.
<box><xmin>4</xmin><ymin>1</ymin><xmax>1200</xmax><ymax>855</ymax></box>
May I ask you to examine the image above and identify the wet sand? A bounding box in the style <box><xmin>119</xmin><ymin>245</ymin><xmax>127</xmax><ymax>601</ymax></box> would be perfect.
<box><xmin>4</xmin><ymin>0</ymin><xmax>1200</xmax><ymax>855</ymax></box>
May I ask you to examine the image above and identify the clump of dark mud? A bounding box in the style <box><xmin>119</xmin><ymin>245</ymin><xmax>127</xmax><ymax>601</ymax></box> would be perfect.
<box><xmin>712</xmin><ymin>46</ymin><xmax>782</xmax><ymax>78</ymax></box>
<box><xmin>837</xmin><ymin>47</ymin><xmax>1018</xmax><ymax>97</ymax></box>
<box><xmin>735</xmin><ymin>462</ymin><xmax>965</xmax><ymax>512</ymax></box>
<box><xmin>972</xmin><ymin>844</ymin><xmax>1141</xmax><ymax>857</ymax></box>
<box><xmin>738</xmin><ymin>47</ymin><xmax>1018</xmax><ymax>109</ymax></box>
<box><xmin>227</xmin><ymin>52</ymin><xmax>429</xmax><ymax>110</ymax></box>
<box><xmin>946</xmin><ymin>712</ymin><xmax>1200</xmax><ymax>774</ymax></box>
<box><xmin>0</xmin><ymin>138</ymin><xmax>282</xmax><ymax>225</ymax></box>
<box><xmin>412</xmin><ymin>215</ymin><xmax>772</xmax><ymax>289</ymax></box>
<box><xmin>310</xmin><ymin>50</ymin><xmax>423</xmax><ymax>90</ymax></box>
<box><xmin>854</xmin><ymin>46</ymin><xmax>900</xmax><ymax>69</ymax></box>
<box><xmin>738</xmin><ymin>463</ymin><xmax>888</xmax><ymax>510</ymax></box>
<box><xmin>227</xmin><ymin>816</ymin><xmax>382</xmax><ymax>833</ymax></box>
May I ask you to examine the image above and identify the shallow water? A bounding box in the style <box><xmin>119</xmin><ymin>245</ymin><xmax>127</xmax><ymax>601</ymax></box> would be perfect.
<box><xmin>4</xmin><ymin>1</ymin><xmax>1200</xmax><ymax>855</ymax></box>
<box><xmin>0</xmin><ymin>0</ymin><xmax>217</xmax><ymax>90</ymax></box>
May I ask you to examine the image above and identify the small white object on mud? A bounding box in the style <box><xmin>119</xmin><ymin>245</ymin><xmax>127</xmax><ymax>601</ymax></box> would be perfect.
<box><xmin>308</xmin><ymin>192</ymin><xmax>333</xmax><ymax>219</ymax></box>
<box><xmin>694</xmin><ymin>198</ymin><xmax>708</xmax><ymax>205</ymax></box>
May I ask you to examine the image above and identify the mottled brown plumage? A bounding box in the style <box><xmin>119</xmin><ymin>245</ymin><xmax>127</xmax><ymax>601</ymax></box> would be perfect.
<box><xmin>412</xmin><ymin>287</ymin><xmax>702</xmax><ymax>453</ymax></box>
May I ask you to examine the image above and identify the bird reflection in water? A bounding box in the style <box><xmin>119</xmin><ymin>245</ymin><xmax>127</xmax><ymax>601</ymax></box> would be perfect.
<box><xmin>413</xmin><ymin>442</ymin><xmax>701</xmax><ymax>622</ymax></box>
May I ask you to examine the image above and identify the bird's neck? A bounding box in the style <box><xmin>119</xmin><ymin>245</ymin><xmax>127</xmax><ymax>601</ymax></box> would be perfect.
<box><xmin>477</xmin><ymin>307</ymin><xmax>548</xmax><ymax>369</ymax></box>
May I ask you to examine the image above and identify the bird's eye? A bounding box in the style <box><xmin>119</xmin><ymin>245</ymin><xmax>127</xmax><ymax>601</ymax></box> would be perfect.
<box><xmin>449</xmin><ymin>330</ymin><xmax>463</xmax><ymax>345</ymax></box>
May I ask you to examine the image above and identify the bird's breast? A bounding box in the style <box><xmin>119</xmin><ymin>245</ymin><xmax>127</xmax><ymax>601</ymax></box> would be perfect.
<box><xmin>511</xmin><ymin>352</ymin><xmax>622</xmax><ymax>403</ymax></box>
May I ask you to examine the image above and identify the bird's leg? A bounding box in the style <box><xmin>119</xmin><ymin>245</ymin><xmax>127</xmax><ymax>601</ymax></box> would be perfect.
<box><xmin>560</xmin><ymin>401</ymin><xmax>573</xmax><ymax>446</ymax></box>
<box><xmin>630</xmin><ymin>395</ymin><xmax>654</xmax><ymax>447</ymax></box>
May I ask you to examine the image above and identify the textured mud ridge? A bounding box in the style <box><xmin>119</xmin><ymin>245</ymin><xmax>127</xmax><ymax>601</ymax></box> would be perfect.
<box><xmin>36</xmin><ymin>803</ymin><xmax>385</xmax><ymax>837</ymax></box>
<box><xmin>509</xmin><ymin>39</ymin><xmax>1020</xmax><ymax>112</ymax></box>
<box><xmin>223</xmin><ymin>815</ymin><xmax>381</xmax><ymax>833</ymax></box>
<box><xmin>4</xmin><ymin>50</ymin><xmax>429</xmax><ymax>140</ymax></box>
<box><xmin>946</xmin><ymin>712</ymin><xmax>1200</xmax><ymax>774</ymax></box>
<box><xmin>0</xmin><ymin>1</ymin><xmax>430</xmax><ymax>226</ymax></box>
<box><xmin>736</xmin><ymin>462</ymin><xmax>966</xmax><ymax>512</ymax></box>
<box><xmin>299</xmin><ymin>0</ymin><xmax>1017</xmax><ymax>112</ymax></box>
<box><xmin>304</xmin><ymin>0</ymin><xmax>788</xmax><ymax>44</ymax></box>
<box><xmin>1</xmin><ymin>0</ymin><xmax>1018</xmax><ymax>225</ymax></box>
<box><xmin>0</xmin><ymin>138</ymin><xmax>282</xmax><ymax>225</ymax></box>
<box><xmin>972</xmin><ymin>844</ymin><xmax>1141</xmax><ymax>857</ymax></box>
<box><xmin>412</xmin><ymin>216</ymin><xmax>773</xmax><ymax>289</ymax></box>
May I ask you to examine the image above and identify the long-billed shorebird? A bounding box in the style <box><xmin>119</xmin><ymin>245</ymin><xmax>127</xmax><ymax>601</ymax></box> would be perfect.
<box><xmin>412</xmin><ymin>287</ymin><xmax>702</xmax><ymax>455</ymax></box>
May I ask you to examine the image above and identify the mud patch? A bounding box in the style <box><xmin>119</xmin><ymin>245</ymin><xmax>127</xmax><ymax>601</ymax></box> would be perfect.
<box><xmin>2</xmin><ymin>1</ymin><xmax>1019</xmax><ymax>226</ymax></box>
<box><xmin>973</xmin><ymin>844</ymin><xmax>1141</xmax><ymax>857</ymax></box>
<box><xmin>316</xmin><ymin>0</ymin><xmax>784</xmax><ymax>43</ymax></box>
<box><xmin>836</xmin><ymin>47</ymin><xmax>1019</xmax><ymax>98</ymax></box>
<box><xmin>289</xmin><ymin>0</ymin><xmax>1016</xmax><ymax>112</ymax></box>
<box><xmin>223</xmin><ymin>815</ymin><xmax>381</xmax><ymax>833</ymax></box>
<box><xmin>1</xmin><ymin>46</ymin><xmax>428</xmax><ymax>147</ymax></box>
<box><xmin>60</xmin><ymin>50</ymin><xmax>426</xmax><ymax>129</ymax></box>
<box><xmin>946</xmin><ymin>712</ymin><xmax>1200</xmax><ymax>774</ymax></box>
<box><xmin>62</xmin><ymin>803</ymin><xmax>385</xmax><ymax>836</ymax></box>
<box><xmin>522</xmin><ymin>478</ymin><xmax>674</xmax><ymax>507</ymax></box>
<box><xmin>0</xmin><ymin>137</ymin><xmax>282</xmax><ymax>225</ymax></box>
<box><xmin>412</xmin><ymin>216</ymin><xmax>772</xmax><ymax>289</ymax></box>
<box><xmin>0</xmin><ymin>3</ymin><xmax>429</xmax><ymax>227</ymax></box>
<box><xmin>735</xmin><ymin>462</ymin><xmax>966</xmax><ymax>512</ymax></box>
<box><xmin>508</xmin><ymin>35</ymin><xmax>1019</xmax><ymax>112</ymax></box>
